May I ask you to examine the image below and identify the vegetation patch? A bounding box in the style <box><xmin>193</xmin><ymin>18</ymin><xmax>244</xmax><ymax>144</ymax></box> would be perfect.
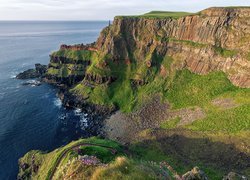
<box><xmin>51</xmin><ymin>49</ymin><xmax>94</xmax><ymax>61</ymax></box>
<box><xmin>79</xmin><ymin>146</ymin><xmax>114</xmax><ymax>163</ymax></box>
<box><xmin>116</xmin><ymin>11</ymin><xmax>195</xmax><ymax>19</ymax></box>
<box><xmin>247</xmin><ymin>52</ymin><xmax>250</xmax><ymax>61</ymax></box>
<box><xmin>213</xmin><ymin>46</ymin><xmax>237</xmax><ymax>58</ymax></box>
<box><xmin>160</xmin><ymin>117</ymin><xmax>181</xmax><ymax>129</ymax></box>
<box><xmin>169</xmin><ymin>38</ymin><xmax>207</xmax><ymax>48</ymax></box>
<box><xmin>187</xmin><ymin>104</ymin><xmax>250</xmax><ymax>133</ymax></box>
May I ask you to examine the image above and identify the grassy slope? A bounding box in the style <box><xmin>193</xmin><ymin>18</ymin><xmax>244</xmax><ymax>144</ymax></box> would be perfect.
<box><xmin>72</xmin><ymin>65</ymin><xmax>250</xmax><ymax>134</ymax></box>
<box><xmin>18</xmin><ymin>137</ymin><xmax>122</xmax><ymax>179</ymax></box>
<box><xmin>69</xmin><ymin>66</ymin><xmax>250</xmax><ymax>178</ymax></box>
<box><xmin>19</xmin><ymin>138</ymin><xmax>171</xmax><ymax>180</ymax></box>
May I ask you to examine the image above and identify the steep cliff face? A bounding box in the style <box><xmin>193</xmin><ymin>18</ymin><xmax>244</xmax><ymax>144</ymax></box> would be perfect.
<box><xmin>46</xmin><ymin>47</ymin><xmax>93</xmax><ymax>86</ymax></box>
<box><xmin>45</xmin><ymin>7</ymin><xmax>250</xmax><ymax>112</ymax></box>
<box><xmin>95</xmin><ymin>7</ymin><xmax>250</xmax><ymax>87</ymax></box>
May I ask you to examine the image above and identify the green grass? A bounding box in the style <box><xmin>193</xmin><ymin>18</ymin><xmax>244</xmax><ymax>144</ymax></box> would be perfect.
<box><xmin>142</xmin><ymin>11</ymin><xmax>194</xmax><ymax>19</ymax></box>
<box><xmin>51</xmin><ymin>49</ymin><xmax>94</xmax><ymax>61</ymax></box>
<box><xmin>247</xmin><ymin>52</ymin><xmax>250</xmax><ymax>61</ymax></box>
<box><xmin>164</xmin><ymin>70</ymin><xmax>250</xmax><ymax>133</ymax></box>
<box><xmin>165</xmin><ymin>70</ymin><xmax>238</xmax><ymax>109</ymax></box>
<box><xmin>91</xmin><ymin>156</ymin><xmax>162</xmax><ymax>179</ymax></box>
<box><xmin>160</xmin><ymin>117</ymin><xmax>181</xmax><ymax>129</ymax></box>
<box><xmin>188</xmin><ymin>104</ymin><xmax>250</xmax><ymax>133</ymax></box>
<box><xmin>47</xmin><ymin>64</ymin><xmax>85</xmax><ymax>78</ymax></box>
<box><xmin>169</xmin><ymin>38</ymin><xmax>207</xmax><ymax>48</ymax></box>
<box><xmin>214</xmin><ymin>46</ymin><xmax>237</xmax><ymax>58</ymax></box>
<box><xmin>129</xmin><ymin>141</ymin><xmax>223</xmax><ymax>179</ymax></box>
<box><xmin>18</xmin><ymin>137</ymin><xmax>123</xmax><ymax>180</ymax></box>
<box><xmin>116</xmin><ymin>11</ymin><xmax>195</xmax><ymax>19</ymax></box>
<box><xmin>79</xmin><ymin>146</ymin><xmax>121</xmax><ymax>163</ymax></box>
<box><xmin>19</xmin><ymin>138</ymin><xmax>170</xmax><ymax>179</ymax></box>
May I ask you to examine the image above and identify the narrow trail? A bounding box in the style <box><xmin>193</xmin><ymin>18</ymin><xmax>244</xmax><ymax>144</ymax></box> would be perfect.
<box><xmin>47</xmin><ymin>143</ymin><xmax>117</xmax><ymax>180</ymax></box>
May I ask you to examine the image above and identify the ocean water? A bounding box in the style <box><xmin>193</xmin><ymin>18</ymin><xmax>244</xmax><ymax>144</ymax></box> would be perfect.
<box><xmin>0</xmin><ymin>21</ymin><xmax>107</xmax><ymax>180</ymax></box>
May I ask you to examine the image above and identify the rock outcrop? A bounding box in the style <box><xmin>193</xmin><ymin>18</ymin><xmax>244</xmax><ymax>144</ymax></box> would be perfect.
<box><xmin>182</xmin><ymin>167</ymin><xmax>208</xmax><ymax>180</ymax></box>
<box><xmin>16</xmin><ymin>64</ymin><xmax>47</xmax><ymax>79</ymax></box>
<box><xmin>94</xmin><ymin>7</ymin><xmax>250</xmax><ymax>88</ymax></box>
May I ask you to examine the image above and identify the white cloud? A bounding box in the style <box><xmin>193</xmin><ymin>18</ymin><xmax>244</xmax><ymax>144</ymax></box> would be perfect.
<box><xmin>0</xmin><ymin>0</ymin><xmax>249</xmax><ymax>20</ymax></box>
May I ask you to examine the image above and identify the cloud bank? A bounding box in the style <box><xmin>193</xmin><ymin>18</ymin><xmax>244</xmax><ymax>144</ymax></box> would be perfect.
<box><xmin>0</xmin><ymin>0</ymin><xmax>249</xmax><ymax>20</ymax></box>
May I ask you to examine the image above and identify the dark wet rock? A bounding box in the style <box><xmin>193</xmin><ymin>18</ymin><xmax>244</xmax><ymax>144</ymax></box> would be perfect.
<box><xmin>16</xmin><ymin>63</ymin><xmax>47</xmax><ymax>79</ymax></box>
<box><xmin>16</xmin><ymin>69</ymin><xmax>38</xmax><ymax>79</ymax></box>
<box><xmin>223</xmin><ymin>172</ymin><xmax>248</xmax><ymax>180</ymax></box>
<box><xmin>56</xmin><ymin>90</ymin><xmax>117</xmax><ymax>137</ymax></box>
<box><xmin>182</xmin><ymin>167</ymin><xmax>208</xmax><ymax>180</ymax></box>
<box><xmin>35</xmin><ymin>63</ymin><xmax>47</xmax><ymax>75</ymax></box>
<box><xmin>20</xmin><ymin>163</ymin><xmax>29</xmax><ymax>171</ymax></box>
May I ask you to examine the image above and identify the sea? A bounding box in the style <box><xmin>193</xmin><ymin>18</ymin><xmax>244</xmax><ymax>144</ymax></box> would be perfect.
<box><xmin>0</xmin><ymin>21</ymin><xmax>107</xmax><ymax>180</ymax></box>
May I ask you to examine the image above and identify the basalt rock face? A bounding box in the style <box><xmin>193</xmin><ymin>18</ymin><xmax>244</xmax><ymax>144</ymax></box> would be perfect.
<box><xmin>45</xmin><ymin>54</ymin><xmax>89</xmax><ymax>87</ymax></box>
<box><xmin>16</xmin><ymin>64</ymin><xmax>47</xmax><ymax>79</ymax></box>
<box><xmin>44</xmin><ymin>7</ymin><xmax>250</xmax><ymax>110</ymax></box>
<box><xmin>95</xmin><ymin>7</ymin><xmax>250</xmax><ymax>88</ymax></box>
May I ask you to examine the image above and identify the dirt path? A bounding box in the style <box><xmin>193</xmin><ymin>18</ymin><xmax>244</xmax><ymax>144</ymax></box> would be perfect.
<box><xmin>47</xmin><ymin>143</ymin><xmax>118</xmax><ymax>180</ymax></box>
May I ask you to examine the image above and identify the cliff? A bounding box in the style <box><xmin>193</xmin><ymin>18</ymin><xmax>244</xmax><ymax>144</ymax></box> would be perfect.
<box><xmin>44</xmin><ymin>7</ymin><xmax>250</xmax><ymax>113</ymax></box>
<box><xmin>94</xmin><ymin>7</ymin><xmax>250</xmax><ymax>88</ymax></box>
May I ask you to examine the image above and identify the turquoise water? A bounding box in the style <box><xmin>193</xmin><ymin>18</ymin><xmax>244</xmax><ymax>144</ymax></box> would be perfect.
<box><xmin>0</xmin><ymin>21</ymin><xmax>107</xmax><ymax>179</ymax></box>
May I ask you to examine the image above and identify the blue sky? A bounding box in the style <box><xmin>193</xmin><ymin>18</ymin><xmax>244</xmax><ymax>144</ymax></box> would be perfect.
<box><xmin>0</xmin><ymin>0</ymin><xmax>250</xmax><ymax>20</ymax></box>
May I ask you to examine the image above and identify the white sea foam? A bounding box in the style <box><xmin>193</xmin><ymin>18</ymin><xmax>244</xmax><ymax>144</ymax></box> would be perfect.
<box><xmin>74</xmin><ymin>108</ymin><xmax>82</xmax><ymax>116</ymax></box>
<box><xmin>53</xmin><ymin>98</ymin><xmax>62</xmax><ymax>108</ymax></box>
<box><xmin>79</xmin><ymin>115</ymin><xmax>88</xmax><ymax>130</ymax></box>
<box><xmin>10</xmin><ymin>71</ymin><xmax>18</xmax><ymax>78</ymax></box>
<box><xmin>58</xmin><ymin>113</ymin><xmax>68</xmax><ymax>120</ymax></box>
<box><xmin>10</xmin><ymin>74</ymin><xmax>16</xmax><ymax>79</ymax></box>
<box><xmin>73</xmin><ymin>108</ymin><xmax>88</xmax><ymax>129</ymax></box>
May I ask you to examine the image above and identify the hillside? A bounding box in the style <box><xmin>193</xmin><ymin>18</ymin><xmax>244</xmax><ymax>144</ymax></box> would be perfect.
<box><xmin>18</xmin><ymin>7</ymin><xmax>250</xmax><ymax>179</ymax></box>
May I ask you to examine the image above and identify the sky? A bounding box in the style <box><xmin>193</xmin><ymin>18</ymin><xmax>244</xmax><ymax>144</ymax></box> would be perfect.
<box><xmin>0</xmin><ymin>0</ymin><xmax>250</xmax><ymax>20</ymax></box>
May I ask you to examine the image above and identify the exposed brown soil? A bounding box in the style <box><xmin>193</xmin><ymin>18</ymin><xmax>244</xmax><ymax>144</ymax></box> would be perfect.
<box><xmin>168</xmin><ymin>107</ymin><xmax>206</xmax><ymax>126</ymax></box>
<box><xmin>211</xmin><ymin>98</ymin><xmax>239</xmax><ymax>109</ymax></box>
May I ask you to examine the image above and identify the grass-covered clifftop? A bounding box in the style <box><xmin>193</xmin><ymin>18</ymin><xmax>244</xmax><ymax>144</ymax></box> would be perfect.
<box><xmin>116</xmin><ymin>11</ymin><xmax>195</xmax><ymax>19</ymax></box>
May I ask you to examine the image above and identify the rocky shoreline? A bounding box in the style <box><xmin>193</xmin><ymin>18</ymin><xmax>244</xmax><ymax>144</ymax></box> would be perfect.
<box><xmin>56</xmin><ymin>89</ymin><xmax>117</xmax><ymax>136</ymax></box>
<box><xmin>16</xmin><ymin>64</ymin><xmax>117</xmax><ymax>137</ymax></box>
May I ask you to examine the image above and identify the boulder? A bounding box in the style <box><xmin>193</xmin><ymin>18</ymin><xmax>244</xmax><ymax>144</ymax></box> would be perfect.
<box><xmin>182</xmin><ymin>166</ymin><xmax>208</xmax><ymax>180</ymax></box>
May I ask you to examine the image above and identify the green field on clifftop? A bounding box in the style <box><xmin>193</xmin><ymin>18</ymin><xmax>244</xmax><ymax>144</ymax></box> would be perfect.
<box><xmin>116</xmin><ymin>11</ymin><xmax>195</xmax><ymax>19</ymax></box>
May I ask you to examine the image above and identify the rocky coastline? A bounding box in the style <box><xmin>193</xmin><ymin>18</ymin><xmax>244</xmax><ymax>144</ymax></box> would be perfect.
<box><xmin>16</xmin><ymin>65</ymin><xmax>116</xmax><ymax>137</ymax></box>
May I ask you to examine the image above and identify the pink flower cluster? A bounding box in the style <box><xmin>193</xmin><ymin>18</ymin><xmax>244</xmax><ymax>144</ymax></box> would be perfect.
<box><xmin>78</xmin><ymin>155</ymin><xmax>101</xmax><ymax>166</ymax></box>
